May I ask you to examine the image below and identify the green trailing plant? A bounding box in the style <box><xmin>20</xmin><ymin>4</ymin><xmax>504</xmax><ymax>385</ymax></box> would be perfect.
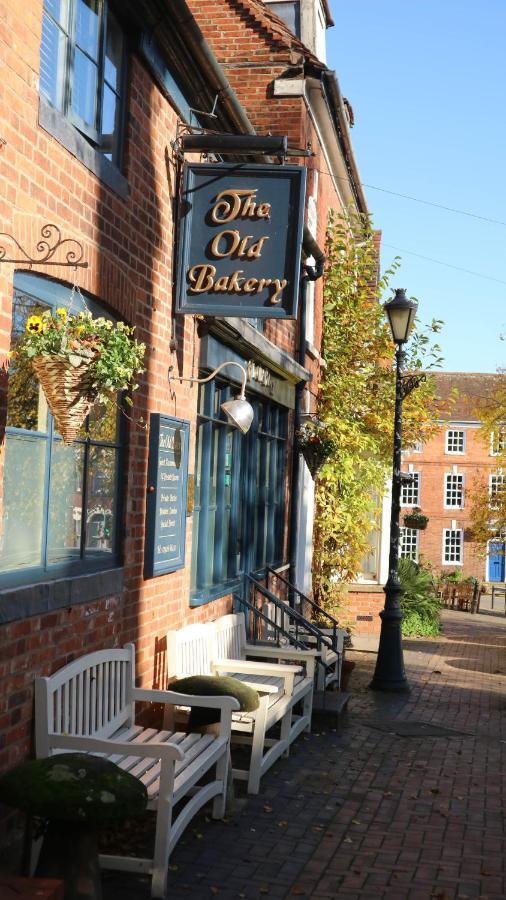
<box><xmin>398</xmin><ymin>558</ymin><xmax>441</xmax><ymax>637</ymax></box>
<box><xmin>312</xmin><ymin>209</ymin><xmax>445</xmax><ymax>614</ymax></box>
<box><xmin>403</xmin><ymin>507</ymin><xmax>429</xmax><ymax>529</ymax></box>
<box><xmin>296</xmin><ymin>419</ymin><xmax>337</xmax><ymax>478</ymax></box>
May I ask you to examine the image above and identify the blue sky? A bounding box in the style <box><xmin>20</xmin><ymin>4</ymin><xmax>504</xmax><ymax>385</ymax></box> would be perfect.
<box><xmin>326</xmin><ymin>1</ymin><xmax>506</xmax><ymax>373</ymax></box>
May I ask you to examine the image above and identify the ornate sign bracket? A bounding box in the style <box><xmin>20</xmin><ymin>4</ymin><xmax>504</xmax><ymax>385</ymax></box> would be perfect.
<box><xmin>401</xmin><ymin>372</ymin><xmax>426</xmax><ymax>399</ymax></box>
<box><xmin>0</xmin><ymin>223</ymin><xmax>88</xmax><ymax>268</ymax></box>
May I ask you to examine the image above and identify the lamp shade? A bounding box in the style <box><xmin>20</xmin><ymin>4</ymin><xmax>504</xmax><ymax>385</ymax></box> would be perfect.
<box><xmin>384</xmin><ymin>289</ymin><xmax>418</xmax><ymax>344</ymax></box>
<box><xmin>221</xmin><ymin>396</ymin><xmax>254</xmax><ymax>434</ymax></box>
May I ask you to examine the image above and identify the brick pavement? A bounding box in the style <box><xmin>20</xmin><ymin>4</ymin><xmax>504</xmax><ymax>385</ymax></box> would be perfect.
<box><xmin>104</xmin><ymin>608</ymin><xmax>506</xmax><ymax>899</ymax></box>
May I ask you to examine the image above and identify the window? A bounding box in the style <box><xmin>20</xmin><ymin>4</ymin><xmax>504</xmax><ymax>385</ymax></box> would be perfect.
<box><xmin>401</xmin><ymin>472</ymin><xmax>420</xmax><ymax>507</ymax></box>
<box><xmin>265</xmin><ymin>1</ymin><xmax>301</xmax><ymax>35</ymax></box>
<box><xmin>0</xmin><ymin>273</ymin><xmax>122</xmax><ymax>586</ymax></box>
<box><xmin>191</xmin><ymin>379</ymin><xmax>287</xmax><ymax>602</ymax></box>
<box><xmin>446</xmin><ymin>429</ymin><xmax>465</xmax><ymax>454</ymax></box>
<box><xmin>444</xmin><ymin>473</ymin><xmax>464</xmax><ymax>508</ymax></box>
<box><xmin>443</xmin><ymin>529</ymin><xmax>463</xmax><ymax>565</ymax></box>
<box><xmin>490</xmin><ymin>473</ymin><xmax>506</xmax><ymax>506</ymax></box>
<box><xmin>400</xmin><ymin>528</ymin><xmax>419</xmax><ymax>562</ymax></box>
<box><xmin>40</xmin><ymin>0</ymin><xmax>125</xmax><ymax>165</ymax></box>
<box><xmin>491</xmin><ymin>428</ymin><xmax>506</xmax><ymax>456</ymax></box>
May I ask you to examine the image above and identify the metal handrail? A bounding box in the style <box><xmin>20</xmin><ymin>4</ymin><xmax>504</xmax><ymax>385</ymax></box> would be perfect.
<box><xmin>265</xmin><ymin>566</ymin><xmax>338</xmax><ymax>649</ymax></box>
<box><xmin>245</xmin><ymin>574</ymin><xmax>334</xmax><ymax>652</ymax></box>
<box><xmin>233</xmin><ymin>593</ymin><xmax>309</xmax><ymax>650</ymax></box>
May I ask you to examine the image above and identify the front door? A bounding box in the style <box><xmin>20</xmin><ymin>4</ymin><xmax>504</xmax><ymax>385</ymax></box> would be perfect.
<box><xmin>488</xmin><ymin>541</ymin><xmax>505</xmax><ymax>582</ymax></box>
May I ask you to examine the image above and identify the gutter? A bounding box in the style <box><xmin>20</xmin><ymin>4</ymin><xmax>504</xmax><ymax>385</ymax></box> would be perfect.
<box><xmin>322</xmin><ymin>70</ymin><xmax>368</xmax><ymax>214</ymax></box>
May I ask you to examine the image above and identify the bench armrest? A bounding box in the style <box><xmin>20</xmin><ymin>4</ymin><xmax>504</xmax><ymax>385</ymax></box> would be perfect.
<box><xmin>211</xmin><ymin>658</ymin><xmax>303</xmax><ymax>676</ymax></box>
<box><xmin>45</xmin><ymin>732</ymin><xmax>185</xmax><ymax>762</ymax></box>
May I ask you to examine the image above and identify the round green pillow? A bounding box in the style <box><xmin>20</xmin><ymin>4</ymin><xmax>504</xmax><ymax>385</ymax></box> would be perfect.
<box><xmin>170</xmin><ymin>675</ymin><xmax>259</xmax><ymax>727</ymax></box>
<box><xmin>0</xmin><ymin>753</ymin><xmax>147</xmax><ymax>824</ymax></box>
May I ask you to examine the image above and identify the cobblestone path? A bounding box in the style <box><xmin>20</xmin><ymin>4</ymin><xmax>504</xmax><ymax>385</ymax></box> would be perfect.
<box><xmin>105</xmin><ymin>609</ymin><xmax>506</xmax><ymax>899</ymax></box>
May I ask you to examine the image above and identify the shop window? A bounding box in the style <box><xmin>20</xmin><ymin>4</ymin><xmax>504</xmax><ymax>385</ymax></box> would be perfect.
<box><xmin>401</xmin><ymin>472</ymin><xmax>419</xmax><ymax>507</ymax></box>
<box><xmin>40</xmin><ymin>0</ymin><xmax>126</xmax><ymax>165</ymax></box>
<box><xmin>444</xmin><ymin>473</ymin><xmax>464</xmax><ymax>508</ymax></box>
<box><xmin>0</xmin><ymin>273</ymin><xmax>122</xmax><ymax>587</ymax></box>
<box><xmin>443</xmin><ymin>529</ymin><xmax>463</xmax><ymax>565</ymax></box>
<box><xmin>445</xmin><ymin>429</ymin><xmax>465</xmax><ymax>454</ymax></box>
<box><xmin>400</xmin><ymin>527</ymin><xmax>419</xmax><ymax>563</ymax></box>
<box><xmin>191</xmin><ymin>379</ymin><xmax>287</xmax><ymax>603</ymax></box>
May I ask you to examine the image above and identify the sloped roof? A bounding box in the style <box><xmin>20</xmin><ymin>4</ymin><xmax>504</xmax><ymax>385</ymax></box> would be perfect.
<box><xmin>433</xmin><ymin>372</ymin><xmax>506</xmax><ymax>422</ymax></box>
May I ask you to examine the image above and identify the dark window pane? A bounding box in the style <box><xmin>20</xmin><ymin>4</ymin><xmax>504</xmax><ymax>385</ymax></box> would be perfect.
<box><xmin>47</xmin><ymin>441</ymin><xmax>85</xmax><ymax>564</ymax></box>
<box><xmin>75</xmin><ymin>0</ymin><xmax>100</xmax><ymax>60</ymax></box>
<box><xmin>0</xmin><ymin>434</ymin><xmax>47</xmax><ymax>571</ymax></box>
<box><xmin>40</xmin><ymin>14</ymin><xmax>67</xmax><ymax>110</ymax></box>
<box><xmin>7</xmin><ymin>293</ymin><xmax>49</xmax><ymax>432</ymax></box>
<box><xmin>85</xmin><ymin>446</ymin><xmax>118</xmax><ymax>557</ymax></box>
<box><xmin>104</xmin><ymin>10</ymin><xmax>123</xmax><ymax>91</ymax></box>
<box><xmin>86</xmin><ymin>396</ymin><xmax>119</xmax><ymax>443</ymax></box>
<box><xmin>72</xmin><ymin>47</ymin><xmax>98</xmax><ymax>127</ymax></box>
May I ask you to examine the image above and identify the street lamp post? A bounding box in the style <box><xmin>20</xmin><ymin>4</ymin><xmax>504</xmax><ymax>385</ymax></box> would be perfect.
<box><xmin>370</xmin><ymin>288</ymin><xmax>419</xmax><ymax>693</ymax></box>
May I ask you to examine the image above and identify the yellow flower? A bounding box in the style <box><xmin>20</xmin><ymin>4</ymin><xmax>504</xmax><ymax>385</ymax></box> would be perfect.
<box><xmin>76</xmin><ymin>324</ymin><xmax>85</xmax><ymax>336</ymax></box>
<box><xmin>56</xmin><ymin>307</ymin><xmax>68</xmax><ymax>321</ymax></box>
<box><xmin>26</xmin><ymin>315</ymin><xmax>43</xmax><ymax>334</ymax></box>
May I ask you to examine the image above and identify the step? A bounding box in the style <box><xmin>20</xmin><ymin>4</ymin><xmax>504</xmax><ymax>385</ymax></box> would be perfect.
<box><xmin>312</xmin><ymin>690</ymin><xmax>351</xmax><ymax>719</ymax></box>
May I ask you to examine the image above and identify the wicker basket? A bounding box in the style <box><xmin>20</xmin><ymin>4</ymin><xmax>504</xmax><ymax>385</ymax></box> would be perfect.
<box><xmin>32</xmin><ymin>354</ymin><xmax>98</xmax><ymax>444</ymax></box>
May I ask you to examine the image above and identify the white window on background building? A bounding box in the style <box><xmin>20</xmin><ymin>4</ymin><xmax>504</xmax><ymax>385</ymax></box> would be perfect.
<box><xmin>490</xmin><ymin>472</ymin><xmax>506</xmax><ymax>506</ymax></box>
<box><xmin>444</xmin><ymin>472</ymin><xmax>464</xmax><ymax>508</ymax></box>
<box><xmin>446</xmin><ymin>429</ymin><xmax>466</xmax><ymax>454</ymax></box>
<box><xmin>400</xmin><ymin>527</ymin><xmax>419</xmax><ymax>563</ymax></box>
<box><xmin>401</xmin><ymin>472</ymin><xmax>420</xmax><ymax>507</ymax></box>
<box><xmin>39</xmin><ymin>0</ymin><xmax>126</xmax><ymax>166</ymax></box>
<box><xmin>490</xmin><ymin>428</ymin><xmax>506</xmax><ymax>456</ymax></box>
<box><xmin>443</xmin><ymin>528</ymin><xmax>463</xmax><ymax>565</ymax></box>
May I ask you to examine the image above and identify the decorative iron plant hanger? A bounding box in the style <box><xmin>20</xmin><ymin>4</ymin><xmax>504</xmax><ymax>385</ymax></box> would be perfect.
<box><xmin>0</xmin><ymin>223</ymin><xmax>88</xmax><ymax>268</ymax></box>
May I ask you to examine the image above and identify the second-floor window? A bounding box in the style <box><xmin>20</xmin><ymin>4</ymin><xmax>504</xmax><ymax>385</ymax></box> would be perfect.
<box><xmin>490</xmin><ymin>473</ymin><xmax>506</xmax><ymax>506</ymax></box>
<box><xmin>40</xmin><ymin>0</ymin><xmax>126</xmax><ymax>166</ymax></box>
<box><xmin>446</xmin><ymin>429</ymin><xmax>465</xmax><ymax>454</ymax></box>
<box><xmin>444</xmin><ymin>473</ymin><xmax>464</xmax><ymax>508</ymax></box>
<box><xmin>401</xmin><ymin>472</ymin><xmax>420</xmax><ymax>507</ymax></box>
<box><xmin>491</xmin><ymin>428</ymin><xmax>506</xmax><ymax>456</ymax></box>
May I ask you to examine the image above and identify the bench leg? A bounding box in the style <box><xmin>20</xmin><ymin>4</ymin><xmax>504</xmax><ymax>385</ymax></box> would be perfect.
<box><xmin>302</xmin><ymin>686</ymin><xmax>313</xmax><ymax>733</ymax></box>
<box><xmin>212</xmin><ymin>747</ymin><xmax>230</xmax><ymax>819</ymax></box>
<box><xmin>248</xmin><ymin>695</ymin><xmax>269</xmax><ymax>795</ymax></box>
<box><xmin>280</xmin><ymin>706</ymin><xmax>292</xmax><ymax>758</ymax></box>
<box><xmin>151</xmin><ymin>761</ymin><xmax>175</xmax><ymax>898</ymax></box>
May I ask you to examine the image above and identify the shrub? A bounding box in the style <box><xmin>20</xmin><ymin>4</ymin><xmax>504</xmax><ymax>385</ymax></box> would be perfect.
<box><xmin>398</xmin><ymin>558</ymin><xmax>441</xmax><ymax>637</ymax></box>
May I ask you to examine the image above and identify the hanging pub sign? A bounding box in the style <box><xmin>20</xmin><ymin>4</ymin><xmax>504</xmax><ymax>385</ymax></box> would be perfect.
<box><xmin>144</xmin><ymin>414</ymin><xmax>190</xmax><ymax>578</ymax></box>
<box><xmin>176</xmin><ymin>163</ymin><xmax>306</xmax><ymax>318</ymax></box>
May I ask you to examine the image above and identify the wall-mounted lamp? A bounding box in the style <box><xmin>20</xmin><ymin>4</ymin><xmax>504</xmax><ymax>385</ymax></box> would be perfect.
<box><xmin>169</xmin><ymin>361</ymin><xmax>254</xmax><ymax>434</ymax></box>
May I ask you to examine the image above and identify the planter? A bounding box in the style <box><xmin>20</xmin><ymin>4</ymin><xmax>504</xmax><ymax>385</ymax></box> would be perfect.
<box><xmin>300</xmin><ymin>444</ymin><xmax>332</xmax><ymax>479</ymax></box>
<box><xmin>32</xmin><ymin>354</ymin><xmax>98</xmax><ymax>444</ymax></box>
<box><xmin>403</xmin><ymin>514</ymin><xmax>428</xmax><ymax>530</ymax></box>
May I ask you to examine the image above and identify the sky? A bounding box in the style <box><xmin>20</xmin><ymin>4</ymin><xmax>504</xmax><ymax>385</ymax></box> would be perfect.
<box><xmin>326</xmin><ymin>0</ymin><xmax>506</xmax><ymax>373</ymax></box>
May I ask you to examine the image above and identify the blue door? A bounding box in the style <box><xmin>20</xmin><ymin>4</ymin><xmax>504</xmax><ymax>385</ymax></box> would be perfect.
<box><xmin>489</xmin><ymin>542</ymin><xmax>505</xmax><ymax>582</ymax></box>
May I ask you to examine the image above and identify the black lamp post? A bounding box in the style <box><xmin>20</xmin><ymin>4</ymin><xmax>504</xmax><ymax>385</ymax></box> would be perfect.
<box><xmin>370</xmin><ymin>288</ymin><xmax>418</xmax><ymax>692</ymax></box>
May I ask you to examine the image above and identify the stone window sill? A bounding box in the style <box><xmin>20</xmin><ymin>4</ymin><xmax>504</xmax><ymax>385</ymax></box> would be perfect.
<box><xmin>0</xmin><ymin>568</ymin><xmax>124</xmax><ymax>625</ymax></box>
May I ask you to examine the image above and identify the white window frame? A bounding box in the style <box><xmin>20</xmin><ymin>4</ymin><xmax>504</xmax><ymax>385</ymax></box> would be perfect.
<box><xmin>442</xmin><ymin>528</ymin><xmax>463</xmax><ymax>565</ymax></box>
<box><xmin>400</xmin><ymin>527</ymin><xmax>419</xmax><ymax>563</ymax></box>
<box><xmin>401</xmin><ymin>471</ymin><xmax>420</xmax><ymax>507</ymax></box>
<box><xmin>490</xmin><ymin>428</ymin><xmax>506</xmax><ymax>456</ymax></box>
<box><xmin>489</xmin><ymin>471</ymin><xmax>506</xmax><ymax>507</ymax></box>
<box><xmin>444</xmin><ymin>472</ymin><xmax>464</xmax><ymax>509</ymax></box>
<box><xmin>445</xmin><ymin>429</ymin><xmax>466</xmax><ymax>454</ymax></box>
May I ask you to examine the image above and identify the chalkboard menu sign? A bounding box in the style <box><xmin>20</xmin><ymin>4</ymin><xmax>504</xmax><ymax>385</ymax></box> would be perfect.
<box><xmin>144</xmin><ymin>414</ymin><xmax>190</xmax><ymax>578</ymax></box>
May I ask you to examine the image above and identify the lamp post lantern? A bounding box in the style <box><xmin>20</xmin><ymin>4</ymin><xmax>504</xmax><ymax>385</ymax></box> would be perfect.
<box><xmin>370</xmin><ymin>289</ymin><xmax>418</xmax><ymax>692</ymax></box>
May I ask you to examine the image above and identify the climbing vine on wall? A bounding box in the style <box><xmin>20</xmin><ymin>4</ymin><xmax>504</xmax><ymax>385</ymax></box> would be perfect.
<box><xmin>312</xmin><ymin>211</ymin><xmax>444</xmax><ymax>613</ymax></box>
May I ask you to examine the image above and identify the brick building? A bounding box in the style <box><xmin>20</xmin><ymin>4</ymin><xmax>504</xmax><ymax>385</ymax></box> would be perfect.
<box><xmin>0</xmin><ymin>0</ymin><xmax>367</xmax><ymax>856</ymax></box>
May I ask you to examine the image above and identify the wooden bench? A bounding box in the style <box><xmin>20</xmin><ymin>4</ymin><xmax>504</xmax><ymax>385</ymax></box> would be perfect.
<box><xmin>35</xmin><ymin>644</ymin><xmax>240</xmax><ymax>898</ymax></box>
<box><xmin>167</xmin><ymin>613</ymin><xmax>318</xmax><ymax>794</ymax></box>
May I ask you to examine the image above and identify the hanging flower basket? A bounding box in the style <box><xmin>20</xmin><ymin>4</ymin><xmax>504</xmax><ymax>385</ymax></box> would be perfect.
<box><xmin>296</xmin><ymin>420</ymin><xmax>336</xmax><ymax>479</ymax></box>
<box><xmin>32</xmin><ymin>353</ymin><xmax>98</xmax><ymax>444</ymax></box>
<box><xmin>403</xmin><ymin>508</ymin><xmax>429</xmax><ymax>530</ymax></box>
<box><xmin>13</xmin><ymin>307</ymin><xmax>146</xmax><ymax>445</ymax></box>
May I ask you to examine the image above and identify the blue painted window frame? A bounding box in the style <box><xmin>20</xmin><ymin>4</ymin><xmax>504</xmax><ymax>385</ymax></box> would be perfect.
<box><xmin>0</xmin><ymin>272</ymin><xmax>124</xmax><ymax>590</ymax></box>
<box><xmin>39</xmin><ymin>0</ymin><xmax>127</xmax><ymax>166</ymax></box>
<box><xmin>190</xmin><ymin>376</ymin><xmax>288</xmax><ymax>606</ymax></box>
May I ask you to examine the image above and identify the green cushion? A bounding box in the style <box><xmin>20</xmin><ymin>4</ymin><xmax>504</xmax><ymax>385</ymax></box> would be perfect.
<box><xmin>171</xmin><ymin>675</ymin><xmax>259</xmax><ymax>728</ymax></box>
<box><xmin>0</xmin><ymin>753</ymin><xmax>147</xmax><ymax>824</ymax></box>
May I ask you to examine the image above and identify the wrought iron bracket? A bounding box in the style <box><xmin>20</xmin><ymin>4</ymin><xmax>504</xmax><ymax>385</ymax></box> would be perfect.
<box><xmin>400</xmin><ymin>372</ymin><xmax>426</xmax><ymax>399</ymax></box>
<box><xmin>0</xmin><ymin>223</ymin><xmax>88</xmax><ymax>268</ymax></box>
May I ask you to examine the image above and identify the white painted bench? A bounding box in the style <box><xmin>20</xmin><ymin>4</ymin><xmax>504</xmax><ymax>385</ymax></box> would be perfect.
<box><xmin>166</xmin><ymin>613</ymin><xmax>318</xmax><ymax>794</ymax></box>
<box><xmin>34</xmin><ymin>644</ymin><xmax>240</xmax><ymax>898</ymax></box>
